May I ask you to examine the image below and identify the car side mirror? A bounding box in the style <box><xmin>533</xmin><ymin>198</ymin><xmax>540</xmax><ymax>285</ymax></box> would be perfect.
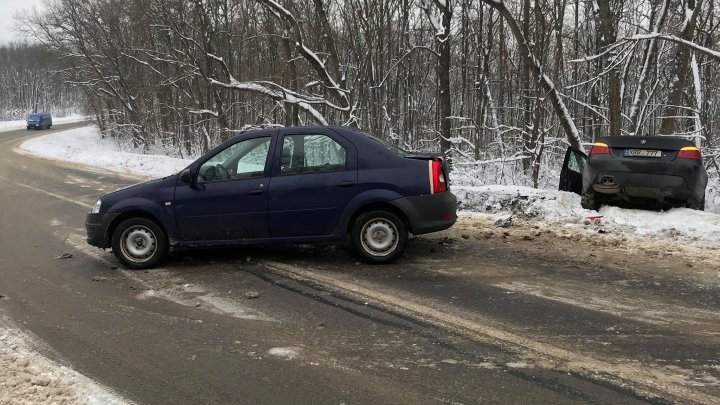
<box><xmin>180</xmin><ymin>168</ymin><xmax>194</xmax><ymax>184</ymax></box>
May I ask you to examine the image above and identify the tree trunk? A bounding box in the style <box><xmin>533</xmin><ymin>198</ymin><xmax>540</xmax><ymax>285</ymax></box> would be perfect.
<box><xmin>521</xmin><ymin>0</ymin><xmax>532</xmax><ymax>173</ymax></box>
<box><xmin>596</xmin><ymin>0</ymin><xmax>622</xmax><ymax>136</ymax></box>
<box><xmin>628</xmin><ymin>0</ymin><xmax>669</xmax><ymax>134</ymax></box>
<box><xmin>659</xmin><ymin>0</ymin><xmax>702</xmax><ymax>135</ymax></box>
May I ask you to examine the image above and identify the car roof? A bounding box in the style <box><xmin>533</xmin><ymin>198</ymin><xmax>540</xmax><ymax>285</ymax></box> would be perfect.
<box><xmin>235</xmin><ymin>126</ymin><xmax>384</xmax><ymax>150</ymax></box>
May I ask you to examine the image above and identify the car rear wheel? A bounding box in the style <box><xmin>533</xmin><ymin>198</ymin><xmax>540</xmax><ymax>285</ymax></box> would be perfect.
<box><xmin>581</xmin><ymin>190</ymin><xmax>600</xmax><ymax>211</ymax></box>
<box><xmin>687</xmin><ymin>195</ymin><xmax>705</xmax><ymax>211</ymax></box>
<box><xmin>351</xmin><ymin>210</ymin><xmax>408</xmax><ymax>264</ymax></box>
<box><xmin>111</xmin><ymin>218</ymin><xmax>168</xmax><ymax>269</ymax></box>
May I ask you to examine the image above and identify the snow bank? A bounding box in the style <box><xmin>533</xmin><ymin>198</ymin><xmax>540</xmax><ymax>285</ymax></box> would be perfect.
<box><xmin>599</xmin><ymin>206</ymin><xmax>720</xmax><ymax>241</ymax></box>
<box><xmin>0</xmin><ymin>318</ymin><xmax>129</xmax><ymax>404</ymax></box>
<box><xmin>455</xmin><ymin>185</ymin><xmax>720</xmax><ymax>244</ymax></box>
<box><xmin>0</xmin><ymin>114</ymin><xmax>87</xmax><ymax>132</ymax></box>
<box><xmin>20</xmin><ymin>126</ymin><xmax>192</xmax><ymax>178</ymax></box>
<box><xmin>455</xmin><ymin>185</ymin><xmax>590</xmax><ymax>221</ymax></box>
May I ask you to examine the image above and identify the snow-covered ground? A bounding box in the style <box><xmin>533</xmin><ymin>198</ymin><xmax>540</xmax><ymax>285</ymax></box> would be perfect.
<box><xmin>19</xmin><ymin>126</ymin><xmax>191</xmax><ymax>178</ymax></box>
<box><xmin>0</xmin><ymin>317</ymin><xmax>129</xmax><ymax>404</ymax></box>
<box><xmin>0</xmin><ymin>114</ymin><xmax>87</xmax><ymax>132</ymax></box>
<box><xmin>18</xmin><ymin>126</ymin><xmax>720</xmax><ymax>245</ymax></box>
<box><xmin>455</xmin><ymin>185</ymin><xmax>720</xmax><ymax>245</ymax></box>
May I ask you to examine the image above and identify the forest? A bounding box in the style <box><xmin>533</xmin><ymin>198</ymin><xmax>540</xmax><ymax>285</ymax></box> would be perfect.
<box><xmin>12</xmin><ymin>0</ymin><xmax>720</xmax><ymax>187</ymax></box>
<box><xmin>0</xmin><ymin>44</ymin><xmax>82</xmax><ymax>120</ymax></box>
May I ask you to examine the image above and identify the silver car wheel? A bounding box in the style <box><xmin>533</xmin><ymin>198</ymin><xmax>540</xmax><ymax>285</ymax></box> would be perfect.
<box><xmin>360</xmin><ymin>218</ymin><xmax>399</xmax><ymax>257</ymax></box>
<box><xmin>120</xmin><ymin>226</ymin><xmax>157</xmax><ymax>263</ymax></box>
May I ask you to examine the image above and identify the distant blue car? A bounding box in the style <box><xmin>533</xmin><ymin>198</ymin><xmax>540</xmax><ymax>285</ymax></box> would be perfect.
<box><xmin>86</xmin><ymin>126</ymin><xmax>457</xmax><ymax>269</ymax></box>
<box><xmin>27</xmin><ymin>112</ymin><xmax>53</xmax><ymax>130</ymax></box>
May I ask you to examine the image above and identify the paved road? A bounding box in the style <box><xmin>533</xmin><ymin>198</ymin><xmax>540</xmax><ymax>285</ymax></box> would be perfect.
<box><xmin>0</xmin><ymin>123</ymin><xmax>718</xmax><ymax>404</ymax></box>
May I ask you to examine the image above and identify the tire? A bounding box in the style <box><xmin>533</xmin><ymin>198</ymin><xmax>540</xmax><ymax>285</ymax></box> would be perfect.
<box><xmin>687</xmin><ymin>195</ymin><xmax>705</xmax><ymax>211</ymax></box>
<box><xmin>581</xmin><ymin>190</ymin><xmax>600</xmax><ymax>211</ymax></box>
<box><xmin>111</xmin><ymin>218</ymin><xmax>168</xmax><ymax>269</ymax></box>
<box><xmin>350</xmin><ymin>210</ymin><xmax>408</xmax><ymax>264</ymax></box>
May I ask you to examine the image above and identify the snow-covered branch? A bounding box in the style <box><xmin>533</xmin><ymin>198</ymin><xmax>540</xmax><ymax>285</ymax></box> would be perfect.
<box><xmin>626</xmin><ymin>33</ymin><xmax>720</xmax><ymax>62</ymax></box>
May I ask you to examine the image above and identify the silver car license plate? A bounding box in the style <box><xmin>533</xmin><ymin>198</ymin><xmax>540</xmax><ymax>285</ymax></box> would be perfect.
<box><xmin>624</xmin><ymin>149</ymin><xmax>661</xmax><ymax>158</ymax></box>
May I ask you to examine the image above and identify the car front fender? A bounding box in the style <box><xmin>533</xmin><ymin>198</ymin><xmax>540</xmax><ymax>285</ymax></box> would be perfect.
<box><xmin>106</xmin><ymin>197</ymin><xmax>179</xmax><ymax>241</ymax></box>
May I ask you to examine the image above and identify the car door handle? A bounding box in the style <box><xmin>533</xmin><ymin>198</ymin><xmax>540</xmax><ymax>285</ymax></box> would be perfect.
<box><xmin>247</xmin><ymin>189</ymin><xmax>264</xmax><ymax>196</ymax></box>
<box><xmin>338</xmin><ymin>181</ymin><xmax>354</xmax><ymax>188</ymax></box>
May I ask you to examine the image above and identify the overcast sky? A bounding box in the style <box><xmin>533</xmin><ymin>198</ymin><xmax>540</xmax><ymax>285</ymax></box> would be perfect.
<box><xmin>0</xmin><ymin>0</ymin><xmax>43</xmax><ymax>44</ymax></box>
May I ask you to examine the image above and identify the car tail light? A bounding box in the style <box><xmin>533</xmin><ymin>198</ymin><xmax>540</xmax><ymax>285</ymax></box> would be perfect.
<box><xmin>589</xmin><ymin>142</ymin><xmax>610</xmax><ymax>156</ymax></box>
<box><xmin>430</xmin><ymin>160</ymin><xmax>447</xmax><ymax>194</ymax></box>
<box><xmin>677</xmin><ymin>146</ymin><xmax>702</xmax><ymax>160</ymax></box>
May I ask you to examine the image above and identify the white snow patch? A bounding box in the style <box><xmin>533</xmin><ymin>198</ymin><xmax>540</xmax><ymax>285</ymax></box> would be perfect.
<box><xmin>0</xmin><ymin>317</ymin><xmax>130</xmax><ymax>404</ymax></box>
<box><xmin>455</xmin><ymin>185</ymin><xmax>591</xmax><ymax>221</ymax></box>
<box><xmin>196</xmin><ymin>295</ymin><xmax>273</xmax><ymax>321</ymax></box>
<box><xmin>135</xmin><ymin>286</ymin><xmax>274</xmax><ymax>322</ymax></box>
<box><xmin>267</xmin><ymin>347</ymin><xmax>301</xmax><ymax>360</ymax></box>
<box><xmin>19</xmin><ymin>126</ymin><xmax>192</xmax><ymax>178</ymax></box>
<box><xmin>599</xmin><ymin>206</ymin><xmax>720</xmax><ymax>241</ymax></box>
<box><xmin>455</xmin><ymin>185</ymin><xmax>720</xmax><ymax>244</ymax></box>
<box><xmin>0</xmin><ymin>114</ymin><xmax>87</xmax><ymax>132</ymax></box>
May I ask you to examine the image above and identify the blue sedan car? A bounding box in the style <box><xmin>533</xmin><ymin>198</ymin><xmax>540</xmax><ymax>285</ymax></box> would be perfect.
<box><xmin>86</xmin><ymin>126</ymin><xmax>457</xmax><ymax>269</ymax></box>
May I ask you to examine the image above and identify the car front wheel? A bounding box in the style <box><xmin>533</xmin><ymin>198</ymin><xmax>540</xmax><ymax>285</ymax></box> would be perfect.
<box><xmin>111</xmin><ymin>218</ymin><xmax>168</xmax><ymax>269</ymax></box>
<box><xmin>351</xmin><ymin>210</ymin><xmax>408</xmax><ymax>264</ymax></box>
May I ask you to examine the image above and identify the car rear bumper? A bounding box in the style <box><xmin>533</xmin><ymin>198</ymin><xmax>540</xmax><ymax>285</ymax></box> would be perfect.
<box><xmin>391</xmin><ymin>192</ymin><xmax>458</xmax><ymax>235</ymax></box>
<box><xmin>590</xmin><ymin>172</ymin><xmax>696</xmax><ymax>199</ymax></box>
<box><xmin>584</xmin><ymin>158</ymin><xmax>707</xmax><ymax>202</ymax></box>
<box><xmin>86</xmin><ymin>213</ymin><xmax>120</xmax><ymax>248</ymax></box>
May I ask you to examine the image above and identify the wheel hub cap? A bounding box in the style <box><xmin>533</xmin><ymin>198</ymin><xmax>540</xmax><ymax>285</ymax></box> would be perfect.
<box><xmin>121</xmin><ymin>227</ymin><xmax>157</xmax><ymax>262</ymax></box>
<box><xmin>361</xmin><ymin>219</ymin><xmax>398</xmax><ymax>257</ymax></box>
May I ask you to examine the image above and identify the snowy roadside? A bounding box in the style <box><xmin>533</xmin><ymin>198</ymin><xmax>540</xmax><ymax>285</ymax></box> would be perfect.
<box><xmin>455</xmin><ymin>185</ymin><xmax>720</xmax><ymax>245</ymax></box>
<box><xmin>0</xmin><ymin>114</ymin><xmax>88</xmax><ymax>132</ymax></box>
<box><xmin>0</xmin><ymin>316</ymin><xmax>129</xmax><ymax>405</ymax></box>
<box><xmin>18</xmin><ymin>126</ymin><xmax>720</xmax><ymax>247</ymax></box>
<box><xmin>18</xmin><ymin>126</ymin><xmax>191</xmax><ymax>178</ymax></box>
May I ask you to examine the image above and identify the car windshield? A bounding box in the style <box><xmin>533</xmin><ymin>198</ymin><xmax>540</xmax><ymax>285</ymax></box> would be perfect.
<box><xmin>28</xmin><ymin>114</ymin><xmax>42</xmax><ymax>120</ymax></box>
<box><xmin>356</xmin><ymin>130</ymin><xmax>409</xmax><ymax>157</ymax></box>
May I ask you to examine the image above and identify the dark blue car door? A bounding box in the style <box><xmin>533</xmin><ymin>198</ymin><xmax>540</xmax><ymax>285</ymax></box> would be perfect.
<box><xmin>268</xmin><ymin>128</ymin><xmax>357</xmax><ymax>238</ymax></box>
<box><xmin>173</xmin><ymin>134</ymin><xmax>276</xmax><ymax>242</ymax></box>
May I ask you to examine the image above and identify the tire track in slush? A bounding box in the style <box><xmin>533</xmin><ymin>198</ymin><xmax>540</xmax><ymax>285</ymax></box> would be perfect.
<box><xmin>260</xmin><ymin>260</ymin><xmax>720</xmax><ymax>405</ymax></box>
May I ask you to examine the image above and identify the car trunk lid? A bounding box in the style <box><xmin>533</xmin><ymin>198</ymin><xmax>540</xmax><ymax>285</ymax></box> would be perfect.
<box><xmin>600</xmin><ymin>136</ymin><xmax>694</xmax><ymax>151</ymax></box>
<box><xmin>404</xmin><ymin>153</ymin><xmax>450</xmax><ymax>193</ymax></box>
<box><xmin>598</xmin><ymin>136</ymin><xmax>697</xmax><ymax>162</ymax></box>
